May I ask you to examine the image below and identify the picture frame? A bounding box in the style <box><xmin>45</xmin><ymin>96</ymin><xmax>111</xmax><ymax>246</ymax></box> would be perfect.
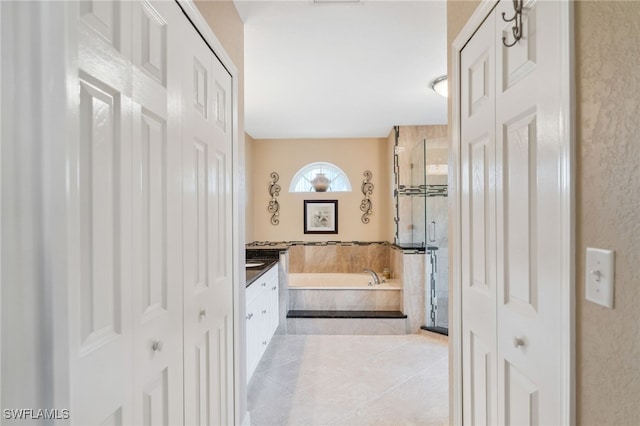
<box><xmin>303</xmin><ymin>200</ymin><xmax>338</xmax><ymax>234</ymax></box>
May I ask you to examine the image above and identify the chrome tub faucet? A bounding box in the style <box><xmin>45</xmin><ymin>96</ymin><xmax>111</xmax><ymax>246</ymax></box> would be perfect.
<box><xmin>364</xmin><ymin>268</ymin><xmax>382</xmax><ymax>286</ymax></box>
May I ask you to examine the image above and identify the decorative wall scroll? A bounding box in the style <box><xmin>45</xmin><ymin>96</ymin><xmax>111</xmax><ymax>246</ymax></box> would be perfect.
<box><xmin>360</xmin><ymin>170</ymin><xmax>374</xmax><ymax>224</ymax></box>
<box><xmin>268</xmin><ymin>172</ymin><xmax>281</xmax><ymax>225</ymax></box>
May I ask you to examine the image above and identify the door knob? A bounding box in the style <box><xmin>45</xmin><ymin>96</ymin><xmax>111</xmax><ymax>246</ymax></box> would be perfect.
<box><xmin>151</xmin><ymin>340</ymin><xmax>164</xmax><ymax>352</ymax></box>
<box><xmin>199</xmin><ymin>308</ymin><xmax>207</xmax><ymax>319</ymax></box>
<box><xmin>513</xmin><ymin>337</ymin><xmax>525</xmax><ymax>348</ymax></box>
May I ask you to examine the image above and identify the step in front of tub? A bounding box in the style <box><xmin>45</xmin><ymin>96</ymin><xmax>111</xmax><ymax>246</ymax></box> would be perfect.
<box><xmin>287</xmin><ymin>310</ymin><xmax>407</xmax><ymax>319</ymax></box>
<box><xmin>286</xmin><ymin>310</ymin><xmax>407</xmax><ymax>335</ymax></box>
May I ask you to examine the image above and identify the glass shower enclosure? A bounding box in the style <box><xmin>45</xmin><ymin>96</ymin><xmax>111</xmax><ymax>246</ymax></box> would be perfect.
<box><xmin>393</xmin><ymin>129</ymin><xmax>449</xmax><ymax>335</ymax></box>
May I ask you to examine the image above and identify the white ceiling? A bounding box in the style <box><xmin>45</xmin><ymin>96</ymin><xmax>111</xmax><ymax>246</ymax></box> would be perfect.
<box><xmin>234</xmin><ymin>0</ymin><xmax>448</xmax><ymax>139</ymax></box>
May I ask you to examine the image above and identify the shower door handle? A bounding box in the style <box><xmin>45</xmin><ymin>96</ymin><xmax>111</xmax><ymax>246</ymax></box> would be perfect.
<box><xmin>428</xmin><ymin>221</ymin><xmax>436</xmax><ymax>243</ymax></box>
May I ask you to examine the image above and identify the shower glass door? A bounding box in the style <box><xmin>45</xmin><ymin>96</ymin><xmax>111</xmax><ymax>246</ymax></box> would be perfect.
<box><xmin>424</xmin><ymin>146</ymin><xmax>449</xmax><ymax>335</ymax></box>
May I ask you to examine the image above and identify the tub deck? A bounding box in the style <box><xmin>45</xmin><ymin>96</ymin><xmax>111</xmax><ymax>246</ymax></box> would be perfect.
<box><xmin>288</xmin><ymin>272</ymin><xmax>401</xmax><ymax>290</ymax></box>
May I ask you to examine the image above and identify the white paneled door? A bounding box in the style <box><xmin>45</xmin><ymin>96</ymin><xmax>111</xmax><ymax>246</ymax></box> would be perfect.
<box><xmin>68</xmin><ymin>1</ymin><xmax>235</xmax><ymax>424</ymax></box>
<box><xmin>73</xmin><ymin>2</ymin><xmax>135</xmax><ymax>422</ymax></box>
<box><xmin>181</xmin><ymin>10</ymin><xmax>234</xmax><ymax>425</ymax></box>
<box><xmin>460</xmin><ymin>1</ymin><xmax>569</xmax><ymax>424</ymax></box>
<box><xmin>460</xmin><ymin>9</ymin><xmax>497</xmax><ymax>424</ymax></box>
<box><xmin>131</xmin><ymin>1</ymin><xmax>184</xmax><ymax>425</ymax></box>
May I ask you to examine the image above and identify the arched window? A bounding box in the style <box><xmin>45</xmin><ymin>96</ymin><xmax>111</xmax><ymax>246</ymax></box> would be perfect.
<box><xmin>289</xmin><ymin>162</ymin><xmax>352</xmax><ymax>192</ymax></box>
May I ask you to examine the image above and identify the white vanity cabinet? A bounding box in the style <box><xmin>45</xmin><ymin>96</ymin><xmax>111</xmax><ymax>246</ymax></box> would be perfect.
<box><xmin>246</xmin><ymin>264</ymin><xmax>280</xmax><ymax>380</ymax></box>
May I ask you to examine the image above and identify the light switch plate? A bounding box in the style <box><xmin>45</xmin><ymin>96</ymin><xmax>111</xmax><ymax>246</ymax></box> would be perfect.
<box><xmin>585</xmin><ymin>247</ymin><xmax>615</xmax><ymax>309</ymax></box>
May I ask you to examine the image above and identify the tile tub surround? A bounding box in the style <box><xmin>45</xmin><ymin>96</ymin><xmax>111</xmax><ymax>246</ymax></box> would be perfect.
<box><xmin>288</xmin><ymin>273</ymin><xmax>402</xmax><ymax>311</ymax></box>
<box><xmin>247</xmin><ymin>334</ymin><xmax>449</xmax><ymax>426</ymax></box>
<box><xmin>289</xmin><ymin>243</ymin><xmax>392</xmax><ymax>274</ymax></box>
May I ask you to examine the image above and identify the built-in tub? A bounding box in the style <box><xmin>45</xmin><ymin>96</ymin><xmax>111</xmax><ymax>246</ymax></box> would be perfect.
<box><xmin>288</xmin><ymin>273</ymin><xmax>402</xmax><ymax>311</ymax></box>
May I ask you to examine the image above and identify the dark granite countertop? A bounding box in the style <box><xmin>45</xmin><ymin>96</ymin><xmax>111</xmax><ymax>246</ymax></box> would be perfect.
<box><xmin>245</xmin><ymin>258</ymin><xmax>278</xmax><ymax>288</ymax></box>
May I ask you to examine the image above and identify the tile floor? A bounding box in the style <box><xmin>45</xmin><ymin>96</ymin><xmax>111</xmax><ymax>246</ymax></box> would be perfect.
<box><xmin>248</xmin><ymin>333</ymin><xmax>449</xmax><ymax>426</ymax></box>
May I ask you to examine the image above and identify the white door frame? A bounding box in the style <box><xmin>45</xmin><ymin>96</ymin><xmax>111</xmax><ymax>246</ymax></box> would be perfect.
<box><xmin>449</xmin><ymin>1</ymin><xmax>575</xmax><ymax>424</ymax></box>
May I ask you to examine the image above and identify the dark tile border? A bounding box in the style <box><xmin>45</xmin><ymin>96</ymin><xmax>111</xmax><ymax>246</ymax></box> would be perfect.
<box><xmin>246</xmin><ymin>241</ymin><xmax>438</xmax><ymax>254</ymax></box>
<box><xmin>287</xmin><ymin>310</ymin><xmax>407</xmax><ymax>319</ymax></box>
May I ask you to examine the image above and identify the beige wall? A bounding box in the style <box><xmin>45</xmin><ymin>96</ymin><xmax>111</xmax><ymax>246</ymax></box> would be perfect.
<box><xmin>251</xmin><ymin>137</ymin><xmax>393</xmax><ymax>242</ymax></box>
<box><xmin>447</xmin><ymin>1</ymin><xmax>640</xmax><ymax>424</ymax></box>
<box><xmin>575</xmin><ymin>2</ymin><xmax>640</xmax><ymax>424</ymax></box>
<box><xmin>245</xmin><ymin>133</ymin><xmax>255</xmax><ymax>242</ymax></box>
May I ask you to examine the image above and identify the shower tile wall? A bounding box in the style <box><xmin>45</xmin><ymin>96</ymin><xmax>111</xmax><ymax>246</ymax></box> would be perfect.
<box><xmin>426</xmin><ymin>176</ymin><xmax>449</xmax><ymax>330</ymax></box>
<box><xmin>402</xmin><ymin>253</ymin><xmax>426</xmax><ymax>333</ymax></box>
<box><xmin>425</xmin><ymin>138</ymin><xmax>448</xmax><ymax>331</ymax></box>
<box><xmin>395</xmin><ymin>125</ymin><xmax>448</xmax><ymax>249</ymax></box>
<box><xmin>435</xmin><ymin>251</ymin><xmax>449</xmax><ymax>328</ymax></box>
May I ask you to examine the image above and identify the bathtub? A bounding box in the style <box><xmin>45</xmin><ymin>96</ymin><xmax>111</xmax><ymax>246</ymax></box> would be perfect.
<box><xmin>288</xmin><ymin>273</ymin><xmax>402</xmax><ymax>311</ymax></box>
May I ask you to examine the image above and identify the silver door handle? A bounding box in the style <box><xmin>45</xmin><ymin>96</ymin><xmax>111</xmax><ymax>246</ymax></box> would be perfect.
<box><xmin>513</xmin><ymin>337</ymin><xmax>525</xmax><ymax>348</ymax></box>
<box><xmin>429</xmin><ymin>221</ymin><xmax>436</xmax><ymax>243</ymax></box>
<box><xmin>152</xmin><ymin>340</ymin><xmax>164</xmax><ymax>352</ymax></box>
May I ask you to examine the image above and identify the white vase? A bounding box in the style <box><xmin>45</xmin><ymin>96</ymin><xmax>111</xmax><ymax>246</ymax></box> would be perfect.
<box><xmin>311</xmin><ymin>173</ymin><xmax>330</xmax><ymax>192</ymax></box>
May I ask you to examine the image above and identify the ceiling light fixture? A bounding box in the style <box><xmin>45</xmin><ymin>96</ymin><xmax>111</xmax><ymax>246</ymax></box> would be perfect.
<box><xmin>429</xmin><ymin>75</ymin><xmax>448</xmax><ymax>98</ymax></box>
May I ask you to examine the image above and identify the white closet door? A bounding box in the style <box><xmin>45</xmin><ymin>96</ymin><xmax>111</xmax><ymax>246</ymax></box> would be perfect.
<box><xmin>494</xmin><ymin>1</ymin><xmax>565</xmax><ymax>424</ymax></box>
<box><xmin>130</xmin><ymin>1</ymin><xmax>183</xmax><ymax>424</ymax></box>
<box><xmin>460</xmin><ymin>8</ymin><xmax>498</xmax><ymax>425</ymax></box>
<box><xmin>71</xmin><ymin>1</ymin><xmax>134</xmax><ymax>423</ymax></box>
<box><xmin>461</xmin><ymin>1</ymin><xmax>567</xmax><ymax>424</ymax></box>
<box><xmin>182</xmin><ymin>14</ymin><xmax>235</xmax><ymax>425</ymax></box>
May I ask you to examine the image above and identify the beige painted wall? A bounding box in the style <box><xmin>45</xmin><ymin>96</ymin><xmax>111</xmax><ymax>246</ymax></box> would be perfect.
<box><xmin>245</xmin><ymin>133</ymin><xmax>255</xmax><ymax>242</ymax></box>
<box><xmin>447</xmin><ymin>1</ymin><xmax>640</xmax><ymax>424</ymax></box>
<box><xmin>575</xmin><ymin>2</ymin><xmax>640</xmax><ymax>424</ymax></box>
<box><xmin>251</xmin><ymin>137</ymin><xmax>393</xmax><ymax>242</ymax></box>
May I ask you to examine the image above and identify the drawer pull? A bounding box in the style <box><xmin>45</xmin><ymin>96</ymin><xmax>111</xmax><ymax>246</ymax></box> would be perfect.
<box><xmin>272</xmin><ymin>286</ymin><xmax>277</xmax><ymax>290</ymax></box>
<box><xmin>513</xmin><ymin>337</ymin><xmax>526</xmax><ymax>348</ymax></box>
<box><xmin>246</xmin><ymin>313</ymin><xmax>253</xmax><ymax>320</ymax></box>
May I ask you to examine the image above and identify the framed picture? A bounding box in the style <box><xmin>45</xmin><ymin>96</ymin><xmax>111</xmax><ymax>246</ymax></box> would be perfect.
<box><xmin>304</xmin><ymin>200</ymin><xmax>338</xmax><ymax>234</ymax></box>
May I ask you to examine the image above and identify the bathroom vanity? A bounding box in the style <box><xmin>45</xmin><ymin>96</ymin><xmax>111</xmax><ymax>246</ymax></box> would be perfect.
<box><xmin>245</xmin><ymin>259</ymin><xmax>279</xmax><ymax>380</ymax></box>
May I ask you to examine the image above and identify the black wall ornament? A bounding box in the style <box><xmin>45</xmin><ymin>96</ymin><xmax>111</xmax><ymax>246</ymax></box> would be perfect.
<box><xmin>268</xmin><ymin>172</ymin><xmax>281</xmax><ymax>225</ymax></box>
<box><xmin>360</xmin><ymin>170</ymin><xmax>374</xmax><ymax>224</ymax></box>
